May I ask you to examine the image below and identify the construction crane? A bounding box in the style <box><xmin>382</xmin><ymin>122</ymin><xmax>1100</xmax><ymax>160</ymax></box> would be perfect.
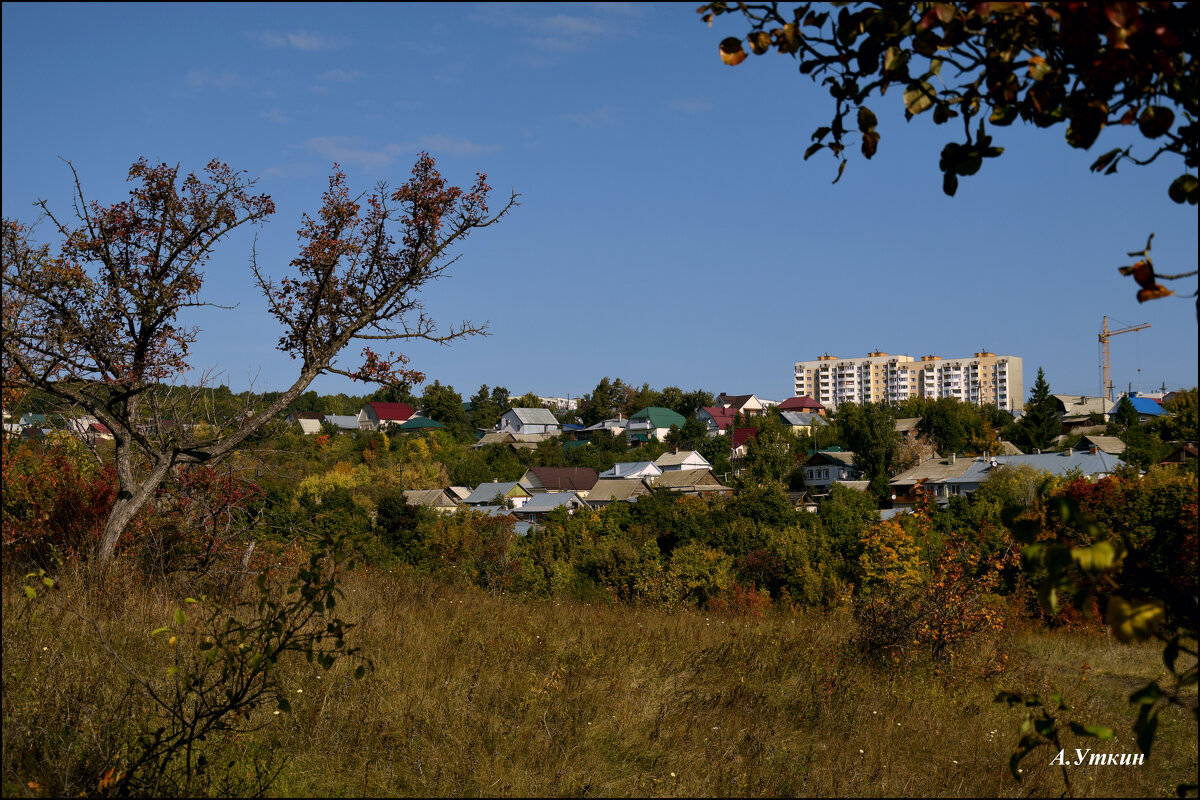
<box><xmin>1099</xmin><ymin>316</ymin><xmax>1150</xmax><ymax>402</ymax></box>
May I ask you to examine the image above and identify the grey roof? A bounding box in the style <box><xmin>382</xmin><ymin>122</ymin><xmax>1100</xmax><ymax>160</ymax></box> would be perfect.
<box><xmin>506</xmin><ymin>407</ymin><xmax>560</xmax><ymax>426</ymax></box>
<box><xmin>1053</xmin><ymin>395</ymin><xmax>1115</xmax><ymax>416</ymax></box>
<box><xmin>471</xmin><ymin>431</ymin><xmax>552</xmax><ymax>449</ymax></box>
<box><xmin>1077</xmin><ymin>435</ymin><xmax>1127</xmax><ymax>455</ymax></box>
<box><xmin>654</xmin><ymin>450</ymin><xmax>711</xmax><ymax>469</ymax></box>
<box><xmin>516</xmin><ymin>492</ymin><xmax>591</xmax><ymax>514</ymax></box>
<box><xmin>896</xmin><ymin>450</ymin><xmax>1127</xmax><ymax>488</ymax></box>
<box><xmin>894</xmin><ymin>417</ymin><xmax>921</xmax><ymax>433</ymax></box>
<box><xmin>463</xmin><ymin>481</ymin><xmax>529</xmax><ymax>505</ymax></box>
<box><xmin>599</xmin><ymin>461</ymin><xmax>663</xmax><ymax>479</ymax></box>
<box><xmin>780</xmin><ymin>411</ymin><xmax>826</xmax><ymax>428</ymax></box>
<box><xmin>581</xmin><ymin>417</ymin><xmax>626</xmax><ymax>432</ymax></box>
<box><xmin>653</xmin><ymin>469</ymin><xmax>728</xmax><ymax>491</ymax></box>
<box><xmin>833</xmin><ymin>480</ymin><xmax>872</xmax><ymax>493</ymax></box>
<box><xmin>890</xmin><ymin>456</ymin><xmax>977</xmax><ymax>486</ymax></box>
<box><xmin>585</xmin><ymin>479</ymin><xmax>650</xmax><ymax>503</ymax></box>
<box><xmin>986</xmin><ymin>450</ymin><xmax>1126</xmax><ymax>479</ymax></box>
<box><xmin>469</xmin><ymin>505</ymin><xmax>516</xmax><ymax>517</ymax></box>
<box><xmin>323</xmin><ymin>414</ymin><xmax>359</xmax><ymax>430</ymax></box>
<box><xmin>806</xmin><ymin>451</ymin><xmax>858</xmax><ymax>468</ymax></box>
<box><xmin>403</xmin><ymin>489</ymin><xmax>458</xmax><ymax>508</ymax></box>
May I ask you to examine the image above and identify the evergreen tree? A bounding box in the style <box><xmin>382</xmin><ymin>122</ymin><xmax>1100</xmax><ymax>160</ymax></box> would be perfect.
<box><xmin>1017</xmin><ymin>368</ymin><xmax>1061</xmax><ymax>451</ymax></box>
<box><xmin>1113</xmin><ymin>395</ymin><xmax>1141</xmax><ymax>430</ymax></box>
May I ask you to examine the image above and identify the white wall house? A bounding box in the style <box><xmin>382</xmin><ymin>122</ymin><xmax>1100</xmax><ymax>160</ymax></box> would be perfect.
<box><xmin>498</xmin><ymin>408</ymin><xmax>561</xmax><ymax>436</ymax></box>
<box><xmin>654</xmin><ymin>450</ymin><xmax>711</xmax><ymax>471</ymax></box>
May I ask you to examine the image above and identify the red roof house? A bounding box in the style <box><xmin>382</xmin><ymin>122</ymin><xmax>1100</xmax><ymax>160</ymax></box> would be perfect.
<box><xmin>358</xmin><ymin>402</ymin><xmax>415</xmax><ymax>430</ymax></box>
<box><xmin>777</xmin><ymin>395</ymin><xmax>826</xmax><ymax>415</ymax></box>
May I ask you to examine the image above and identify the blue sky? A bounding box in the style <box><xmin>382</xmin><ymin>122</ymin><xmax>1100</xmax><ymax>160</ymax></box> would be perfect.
<box><xmin>4</xmin><ymin>2</ymin><xmax>1197</xmax><ymax>405</ymax></box>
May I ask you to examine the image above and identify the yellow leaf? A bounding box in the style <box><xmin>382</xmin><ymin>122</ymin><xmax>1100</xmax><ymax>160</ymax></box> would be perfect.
<box><xmin>1106</xmin><ymin>596</ymin><xmax>1165</xmax><ymax>643</ymax></box>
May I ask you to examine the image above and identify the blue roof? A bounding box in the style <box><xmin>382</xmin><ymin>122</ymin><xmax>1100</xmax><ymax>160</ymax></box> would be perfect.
<box><xmin>1126</xmin><ymin>395</ymin><xmax>1166</xmax><ymax>416</ymax></box>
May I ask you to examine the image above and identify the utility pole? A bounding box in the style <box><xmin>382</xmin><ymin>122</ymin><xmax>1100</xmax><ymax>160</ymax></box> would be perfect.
<box><xmin>1099</xmin><ymin>316</ymin><xmax>1150</xmax><ymax>402</ymax></box>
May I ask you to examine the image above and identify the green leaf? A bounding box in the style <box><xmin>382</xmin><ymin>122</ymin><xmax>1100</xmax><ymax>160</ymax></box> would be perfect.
<box><xmin>1069</xmin><ymin>722</ymin><xmax>1115</xmax><ymax>740</ymax></box>
<box><xmin>857</xmin><ymin>106</ymin><xmax>878</xmax><ymax>132</ymax></box>
<box><xmin>1168</xmin><ymin>174</ymin><xmax>1198</xmax><ymax>205</ymax></box>
<box><xmin>1071</xmin><ymin>541</ymin><xmax>1118</xmax><ymax>573</ymax></box>
<box><xmin>1129</xmin><ymin>682</ymin><xmax>1164</xmax><ymax>706</ymax></box>
<box><xmin>174</xmin><ymin>608</ymin><xmax>187</xmax><ymax>626</ymax></box>
<box><xmin>277</xmin><ymin>698</ymin><xmax>292</xmax><ymax>714</ymax></box>
<box><xmin>167</xmin><ymin>666</ymin><xmax>178</xmax><ymax>677</ymax></box>
<box><xmin>150</xmin><ymin>626</ymin><xmax>171</xmax><ymax>637</ymax></box>
<box><xmin>24</xmin><ymin>586</ymin><xmax>36</xmax><ymax>600</ymax></box>
<box><xmin>804</xmin><ymin>143</ymin><xmax>824</xmax><ymax>160</ymax></box>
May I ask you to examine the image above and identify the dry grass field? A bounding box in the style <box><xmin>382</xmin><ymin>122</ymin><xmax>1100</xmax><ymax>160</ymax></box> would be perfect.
<box><xmin>3</xmin><ymin>564</ymin><xmax>1196</xmax><ymax>797</ymax></box>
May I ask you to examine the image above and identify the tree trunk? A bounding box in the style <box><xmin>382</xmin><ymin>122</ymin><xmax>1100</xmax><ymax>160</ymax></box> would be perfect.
<box><xmin>92</xmin><ymin>366</ymin><xmax>323</xmax><ymax>572</ymax></box>
<box><xmin>95</xmin><ymin>449</ymin><xmax>175</xmax><ymax>572</ymax></box>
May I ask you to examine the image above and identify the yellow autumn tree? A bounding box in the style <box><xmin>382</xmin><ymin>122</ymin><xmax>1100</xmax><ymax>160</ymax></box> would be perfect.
<box><xmin>857</xmin><ymin>517</ymin><xmax>923</xmax><ymax>593</ymax></box>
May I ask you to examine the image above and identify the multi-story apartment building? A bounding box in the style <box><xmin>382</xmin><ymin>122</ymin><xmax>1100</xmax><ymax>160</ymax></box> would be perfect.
<box><xmin>793</xmin><ymin>351</ymin><xmax>1022</xmax><ymax>412</ymax></box>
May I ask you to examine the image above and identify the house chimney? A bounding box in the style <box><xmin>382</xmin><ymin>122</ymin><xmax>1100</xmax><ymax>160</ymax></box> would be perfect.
<box><xmin>1090</xmin><ymin>445</ymin><xmax>1099</xmax><ymax>455</ymax></box>
<box><xmin>950</xmin><ymin>453</ymin><xmax>956</xmax><ymax>464</ymax></box>
<box><xmin>1064</xmin><ymin>447</ymin><xmax>1073</xmax><ymax>456</ymax></box>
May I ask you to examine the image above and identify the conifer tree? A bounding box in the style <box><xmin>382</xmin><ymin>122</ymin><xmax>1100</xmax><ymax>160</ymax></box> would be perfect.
<box><xmin>1018</xmin><ymin>368</ymin><xmax>1061</xmax><ymax>451</ymax></box>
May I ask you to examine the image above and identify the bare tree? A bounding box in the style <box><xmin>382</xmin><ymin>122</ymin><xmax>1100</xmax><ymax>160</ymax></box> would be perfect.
<box><xmin>2</xmin><ymin>154</ymin><xmax>517</xmax><ymax>570</ymax></box>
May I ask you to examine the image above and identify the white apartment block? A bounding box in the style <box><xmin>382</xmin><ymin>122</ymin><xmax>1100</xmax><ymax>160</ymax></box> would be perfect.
<box><xmin>793</xmin><ymin>351</ymin><xmax>1023</xmax><ymax>412</ymax></box>
<box><xmin>537</xmin><ymin>396</ymin><xmax>579</xmax><ymax>411</ymax></box>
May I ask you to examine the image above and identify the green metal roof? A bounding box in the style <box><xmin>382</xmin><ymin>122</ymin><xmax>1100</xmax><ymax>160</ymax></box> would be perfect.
<box><xmin>398</xmin><ymin>416</ymin><xmax>445</xmax><ymax>430</ymax></box>
<box><xmin>629</xmin><ymin>406</ymin><xmax>686</xmax><ymax>429</ymax></box>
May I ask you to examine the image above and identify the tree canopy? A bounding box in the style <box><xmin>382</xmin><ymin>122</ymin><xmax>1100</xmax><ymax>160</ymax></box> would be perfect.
<box><xmin>2</xmin><ymin>154</ymin><xmax>517</xmax><ymax>569</ymax></box>
<box><xmin>701</xmin><ymin>2</ymin><xmax>1197</xmax><ymax>204</ymax></box>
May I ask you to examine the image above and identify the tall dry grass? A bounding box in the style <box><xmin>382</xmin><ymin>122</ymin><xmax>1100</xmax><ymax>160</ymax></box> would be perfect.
<box><xmin>4</xmin><ymin>564</ymin><xmax>1196</xmax><ymax>797</ymax></box>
